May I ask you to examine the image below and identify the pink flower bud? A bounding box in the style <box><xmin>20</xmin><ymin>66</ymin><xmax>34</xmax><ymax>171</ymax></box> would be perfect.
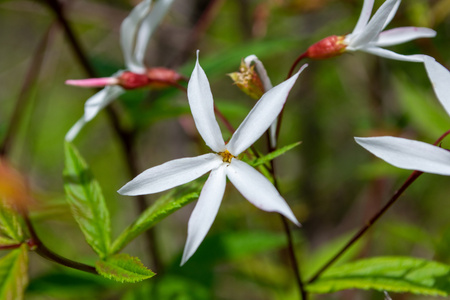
<box><xmin>65</xmin><ymin>77</ymin><xmax>119</xmax><ymax>88</ymax></box>
<box><xmin>306</xmin><ymin>35</ymin><xmax>347</xmax><ymax>60</ymax></box>
<box><xmin>118</xmin><ymin>71</ymin><xmax>151</xmax><ymax>90</ymax></box>
<box><xmin>146</xmin><ymin>68</ymin><xmax>183</xmax><ymax>88</ymax></box>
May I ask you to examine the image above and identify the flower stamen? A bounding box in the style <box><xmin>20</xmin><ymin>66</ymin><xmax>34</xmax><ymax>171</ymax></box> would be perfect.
<box><xmin>218</xmin><ymin>150</ymin><xmax>234</xmax><ymax>163</ymax></box>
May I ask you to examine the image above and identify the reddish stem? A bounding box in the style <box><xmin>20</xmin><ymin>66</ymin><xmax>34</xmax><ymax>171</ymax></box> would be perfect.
<box><xmin>287</xmin><ymin>52</ymin><xmax>308</xmax><ymax>79</ymax></box>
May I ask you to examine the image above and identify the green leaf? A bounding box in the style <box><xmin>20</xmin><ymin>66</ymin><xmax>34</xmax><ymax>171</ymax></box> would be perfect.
<box><xmin>249</xmin><ymin>141</ymin><xmax>302</xmax><ymax>167</ymax></box>
<box><xmin>0</xmin><ymin>200</ymin><xmax>25</xmax><ymax>243</ymax></box>
<box><xmin>95</xmin><ymin>253</ymin><xmax>155</xmax><ymax>283</ymax></box>
<box><xmin>307</xmin><ymin>256</ymin><xmax>450</xmax><ymax>296</ymax></box>
<box><xmin>0</xmin><ymin>244</ymin><xmax>29</xmax><ymax>300</ymax></box>
<box><xmin>63</xmin><ymin>142</ymin><xmax>111</xmax><ymax>258</ymax></box>
<box><xmin>111</xmin><ymin>188</ymin><xmax>199</xmax><ymax>254</ymax></box>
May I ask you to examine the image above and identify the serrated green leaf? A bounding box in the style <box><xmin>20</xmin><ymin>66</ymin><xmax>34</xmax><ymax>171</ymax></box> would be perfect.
<box><xmin>0</xmin><ymin>200</ymin><xmax>25</xmax><ymax>243</ymax></box>
<box><xmin>0</xmin><ymin>244</ymin><xmax>29</xmax><ymax>300</ymax></box>
<box><xmin>95</xmin><ymin>253</ymin><xmax>155</xmax><ymax>283</ymax></box>
<box><xmin>249</xmin><ymin>141</ymin><xmax>302</xmax><ymax>167</ymax></box>
<box><xmin>63</xmin><ymin>142</ymin><xmax>111</xmax><ymax>258</ymax></box>
<box><xmin>111</xmin><ymin>188</ymin><xmax>199</xmax><ymax>254</ymax></box>
<box><xmin>307</xmin><ymin>256</ymin><xmax>450</xmax><ymax>296</ymax></box>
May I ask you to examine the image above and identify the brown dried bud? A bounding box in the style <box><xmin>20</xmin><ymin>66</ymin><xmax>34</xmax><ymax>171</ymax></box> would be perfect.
<box><xmin>228</xmin><ymin>60</ymin><xmax>265</xmax><ymax>100</ymax></box>
<box><xmin>306</xmin><ymin>35</ymin><xmax>347</xmax><ymax>60</ymax></box>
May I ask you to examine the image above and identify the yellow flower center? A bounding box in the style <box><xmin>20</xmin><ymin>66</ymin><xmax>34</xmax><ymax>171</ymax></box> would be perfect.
<box><xmin>219</xmin><ymin>150</ymin><xmax>234</xmax><ymax>163</ymax></box>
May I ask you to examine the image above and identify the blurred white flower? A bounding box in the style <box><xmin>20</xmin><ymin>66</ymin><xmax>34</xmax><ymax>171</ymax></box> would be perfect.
<box><xmin>355</xmin><ymin>56</ymin><xmax>450</xmax><ymax>175</ymax></box>
<box><xmin>65</xmin><ymin>0</ymin><xmax>174</xmax><ymax>141</ymax></box>
<box><xmin>119</xmin><ymin>52</ymin><xmax>306</xmax><ymax>265</ymax></box>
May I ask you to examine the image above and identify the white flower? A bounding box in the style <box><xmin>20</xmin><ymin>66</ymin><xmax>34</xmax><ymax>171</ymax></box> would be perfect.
<box><xmin>343</xmin><ymin>0</ymin><xmax>436</xmax><ymax>62</ymax></box>
<box><xmin>119</xmin><ymin>52</ymin><xmax>306</xmax><ymax>265</ymax></box>
<box><xmin>355</xmin><ymin>56</ymin><xmax>450</xmax><ymax>175</ymax></box>
<box><xmin>65</xmin><ymin>0</ymin><xmax>174</xmax><ymax>141</ymax></box>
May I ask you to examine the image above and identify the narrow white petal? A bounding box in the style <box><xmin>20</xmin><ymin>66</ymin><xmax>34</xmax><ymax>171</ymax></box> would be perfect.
<box><xmin>381</xmin><ymin>0</ymin><xmax>401</xmax><ymax>31</ymax></box>
<box><xmin>227</xmin><ymin>65</ymin><xmax>307</xmax><ymax>156</ymax></box>
<box><xmin>226</xmin><ymin>160</ymin><xmax>300</xmax><ymax>226</ymax></box>
<box><xmin>187</xmin><ymin>52</ymin><xmax>226</xmax><ymax>152</ymax></box>
<box><xmin>352</xmin><ymin>0</ymin><xmax>375</xmax><ymax>35</ymax></box>
<box><xmin>65</xmin><ymin>117</ymin><xmax>87</xmax><ymax>142</ymax></box>
<box><xmin>135</xmin><ymin>0</ymin><xmax>174</xmax><ymax>67</ymax></box>
<box><xmin>350</xmin><ymin>0</ymin><xmax>399</xmax><ymax>49</ymax></box>
<box><xmin>84</xmin><ymin>85</ymin><xmax>125</xmax><ymax>121</ymax></box>
<box><xmin>120</xmin><ymin>0</ymin><xmax>152</xmax><ymax>73</ymax></box>
<box><xmin>360</xmin><ymin>47</ymin><xmax>425</xmax><ymax>62</ymax></box>
<box><xmin>181</xmin><ymin>165</ymin><xmax>227</xmax><ymax>265</ymax></box>
<box><xmin>355</xmin><ymin>136</ymin><xmax>450</xmax><ymax>176</ymax></box>
<box><xmin>423</xmin><ymin>56</ymin><xmax>450</xmax><ymax>117</ymax></box>
<box><xmin>118</xmin><ymin>153</ymin><xmax>222</xmax><ymax>196</ymax></box>
<box><xmin>244</xmin><ymin>55</ymin><xmax>273</xmax><ymax>91</ymax></box>
<box><xmin>375</xmin><ymin>27</ymin><xmax>436</xmax><ymax>47</ymax></box>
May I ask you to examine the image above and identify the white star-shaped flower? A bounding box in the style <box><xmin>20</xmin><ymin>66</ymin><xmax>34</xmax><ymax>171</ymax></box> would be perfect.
<box><xmin>65</xmin><ymin>0</ymin><xmax>174</xmax><ymax>141</ymax></box>
<box><xmin>355</xmin><ymin>56</ymin><xmax>450</xmax><ymax>175</ymax></box>
<box><xmin>344</xmin><ymin>0</ymin><xmax>436</xmax><ymax>62</ymax></box>
<box><xmin>119</xmin><ymin>52</ymin><xmax>306</xmax><ymax>265</ymax></box>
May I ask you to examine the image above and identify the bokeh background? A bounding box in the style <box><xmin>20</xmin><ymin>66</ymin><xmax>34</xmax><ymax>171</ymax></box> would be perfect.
<box><xmin>1</xmin><ymin>0</ymin><xmax>450</xmax><ymax>299</ymax></box>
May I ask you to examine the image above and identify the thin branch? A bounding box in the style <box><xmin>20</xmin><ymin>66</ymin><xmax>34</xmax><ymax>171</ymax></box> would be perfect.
<box><xmin>24</xmin><ymin>212</ymin><xmax>98</xmax><ymax>275</ymax></box>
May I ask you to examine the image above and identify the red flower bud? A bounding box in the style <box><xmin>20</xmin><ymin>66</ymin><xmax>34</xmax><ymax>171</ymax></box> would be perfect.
<box><xmin>118</xmin><ymin>71</ymin><xmax>151</xmax><ymax>90</ymax></box>
<box><xmin>146</xmin><ymin>68</ymin><xmax>183</xmax><ymax>88</ymax></box>
<box><xmin>306</xmin><ymin>35</ymin><xmax>347</xmax><ymax>60</ymax></box>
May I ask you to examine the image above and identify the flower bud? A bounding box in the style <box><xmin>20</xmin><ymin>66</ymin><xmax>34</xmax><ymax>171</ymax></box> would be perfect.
<box><xmin>146</xmin><ymin>68</ymin><xmax>183</xmax><ymax>89</ymax></box>
<box><xmin>118</xmin><ymin>71</ymin><xmax>151</xmax><ymax>89</ymax></box>
<box><xmin>228</xmin><ymin>59</ymin><xmax>265</xmax><ymax>100</ymax></box>
<box><xmin>306</xmin><ymin>35</ymin><xmax>347</xmax><ymax>60</ymax></box>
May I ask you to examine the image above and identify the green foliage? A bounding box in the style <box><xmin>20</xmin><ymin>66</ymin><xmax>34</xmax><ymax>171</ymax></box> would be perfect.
<box><xmin>111</xmin><ymin>188</ymin><xmax>199</xmax><ymax>254</ymax></box>
<box><xmin>0</xmin><ymin>201</ymin><xmax>25</xmax><ymax>243</ymax></box>
<box><xmin>249</xmin><ymin>141</ymin><xmax>302</xmax><ymax>167</ymax></box>
<box><xmin>0</xmin><ymin>245</ymin><xmax>29</xmax><ymax>300</ymax></box>
<box><xmin>96</xmin><ymin>253</ymin><xmax>155</xmax><ymax>283</ymax></box>
<box><xmin>26</xmin><ymin>270</ymin><xmax>114</xmax><ymax>299</ymax></box>
<box><xmin>307</xmin><ymin>256</ymin><xmax>450</xmax><ymax>296</ymax></box>
<box><xmin>303</xmin><ymin>231</ymin><xmax>365</xmax><ymax>279</ymax></box>
<box><xmin>63</xmin><ymin>142</ymin><xmax>111</xmax><ymax>258</ymax></box>
<box><xmin>395</xmin><ymin>74</ymin><xmax>449</xmax><ymax>137</ymax></box>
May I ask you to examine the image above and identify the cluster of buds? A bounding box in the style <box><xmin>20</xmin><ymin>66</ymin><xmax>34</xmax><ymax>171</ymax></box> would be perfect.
<box><xmin>66</xmin><ymin>67</ymin><xmax>184</xmax><ymax>90</ymax></box>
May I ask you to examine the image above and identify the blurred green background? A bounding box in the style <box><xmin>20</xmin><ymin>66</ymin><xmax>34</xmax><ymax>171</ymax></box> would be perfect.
<box><xmin>1</xmin><ymin>0</ymin><xmax>450</xmax><ymax>299</ymax></box>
